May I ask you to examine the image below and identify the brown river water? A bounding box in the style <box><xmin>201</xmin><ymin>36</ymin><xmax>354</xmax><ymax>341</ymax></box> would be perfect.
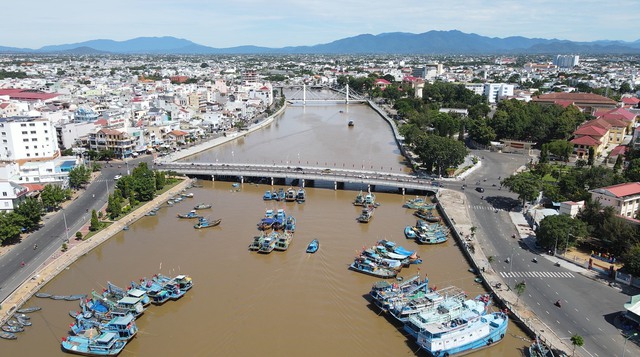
<box><xmin>4</xmin><ymin>103</ymin><xmax>529</xmax><ymax>356</ymax></box>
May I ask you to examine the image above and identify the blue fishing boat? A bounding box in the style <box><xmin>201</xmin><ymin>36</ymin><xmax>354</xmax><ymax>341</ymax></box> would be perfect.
<box><xmin>356</xmin><ymin>205</ymin><xmax>375</xmax><ymax>223</ymax></box>
<box><xmin>529</xmin><ymin>337</ymin><xmax>555</xmax><ymax>357</ymax></box>
<box><xmin>71</xmin><ymin>313</ymin><xmax>138</xmax><ymax>341</ymax></box>
<box><xmin>262</xmin><ymin>190</ymin><xmax>273</xmax><ymax>201</ymax></box>
<box><xmin>131</xmin><ymin>279</ymin><xmax>171</xmax><ymax>306</ymax></box>
<box><xmin>414</xmin><ymin>208</ymin><xmax>441</xmax><ymax>222</ymax></box>
<box><xmin>353</xmin><ymin>190</ymin><xmax>365</xmax><ymax>206</ymax></box>
<box><xmin>414</xmin><ymin>310</ymin><xmax>508</xmax><ymax>357</ymax></box>
<box><xmin>257</xmin><ymin>232</ymin><xmax>278</xmax><ymax>254</ymax></box>
<box><xmin>61</xmin><ymin>331</ymin><xmax>126</xmax><ymax>356</ymax></box>
<box><xmin>106</xmin><ymin>281</ymin><xmax>151</xmax><ymax>308</ymax></box>
<box><xmin>173</xmin><ymin>274</ymin><xmax>193</xmax><ymax>292</ymax></box>
<box><xmin>275</xmin><ymin>188</ymin><xmax>285</xmax><ymax>201</ymax></box>
<box><xmin>249</xmin><ymin>232</ymin><xmax>267</xmax><ymax>251</ymax></box>
<box><xmin>296</xmin><ymin>188</ymin><xmax>306</xmax><ymax>203</ymax></box>
<box><xmin>285</xmin><ymin>216</ymin><xmax>296</xmax><ymax>233</ymax></box>
<box><xmin>151</xmin><ymin>275</ymin><xmax>186</xmax><ymax>301</ymax></box>
<box><xmin>363</xmin><ymin>192</ymin><xmax>377</xmax><ymax>206</ymax></box>
<box><xmin>306</xmin><ymin>239</ymin><xmax>319</xmax><ymax>253</ymax></box>
<box><xmin>194</xmin><ymin>217</ymin><xmax>221</xmax><ymax>229</ymax></box>
<box><xmin>404</xmin><ymin>226</ymin><xmax>418</xmax><ymax>239</ymax></box>
<box><xmin>177</xmin><ymin>210</ymin><xmax>201</xmax><ymax>219</ymax></box>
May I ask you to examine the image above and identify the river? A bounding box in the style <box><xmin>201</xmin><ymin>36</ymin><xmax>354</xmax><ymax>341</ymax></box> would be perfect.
<box><xmin>4</xmin><ymin>103</ymin><xmax>529</xmax><ymax>356</ymax></box>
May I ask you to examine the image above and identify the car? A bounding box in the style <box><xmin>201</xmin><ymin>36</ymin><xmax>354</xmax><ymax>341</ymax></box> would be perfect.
<box><xmin>114</xmin><ymin>175</ymin><xmax>122</xmax><ymax>180</ymax></box>
<box><xmin>294</xmin><ymin>167</ymin><xmax>303</xmax><ymax>171</ymax></box>
<box><xmin>475</xmin><ymin>187</ymin><xmax>484</xmax><ymax>193</ymax></box>
<box><xmin>321</xmin><ymin>169</ymin><xmax>332</xmax><ymax>173</ymax></box>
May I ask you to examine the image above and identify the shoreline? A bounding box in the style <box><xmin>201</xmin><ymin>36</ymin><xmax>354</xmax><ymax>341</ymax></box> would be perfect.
<box><xmin>0</xmin><ymin>178</ymin><xmax>193</xmax><ymax>326</ymax></box>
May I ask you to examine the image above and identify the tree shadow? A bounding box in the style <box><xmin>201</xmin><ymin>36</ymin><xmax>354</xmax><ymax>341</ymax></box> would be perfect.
<box><xmin>485</xmin><ymin>196</ymin><xmax>520</xmax><ymax>211</ymax></box>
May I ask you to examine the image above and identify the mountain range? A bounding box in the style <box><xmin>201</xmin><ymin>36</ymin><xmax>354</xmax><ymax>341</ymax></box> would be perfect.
<box><xmin>2</xmin><ymin>30</ymin><xmax>640</xmax><ymax>55</ymax></box>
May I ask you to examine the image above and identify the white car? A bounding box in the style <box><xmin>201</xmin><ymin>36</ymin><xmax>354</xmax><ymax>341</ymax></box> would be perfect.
<box><xmin>114</xmin><ymin>175</ymin><xmax>122</xmax><ymax>180</ymax></box>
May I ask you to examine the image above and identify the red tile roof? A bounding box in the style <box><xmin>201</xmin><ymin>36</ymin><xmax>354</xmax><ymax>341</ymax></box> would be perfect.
<box><xmin>573</xmin><ymin>124</ymin><xmax>608</xmax><ymax>137</ymax></box>
<box><xmin>571</xmin><ymin>135</ymin><xmax>601</xmax><ymax>146</ymax></box>
<box><xmin>597</xmin><ymin>182</ymin><xmax>640</xmax><ymax>198</ymax></box>
<box><xmin>375</xmin><ymin>79</ymin><xmax>391</xmax><ymax>85</ymax></box>
<box><xmin>622</xmin><ymin>97</ymin><xmax>639</xmax><ymax>105</ymax></box>
<box><xmin>168</xmin><ymin>130</ymin><xmax>188</xmax><ymax>137</ymax></box>
<box><xmin>0</xmin><ymin>88</ymin><xmax>60</xmax><ymax>101</ymax></box>
<box><xmin>609</xmin><ymin>145</ymin><xmax>627</xmax><ymax>157</ymax></box>
<box><xmin>533</xmin><ymin>92</ymin><xmax>617</xmax><ymax>105</ymax></box>
<box><xmin>21</xmin><ymin>183</ymin><xmax>45</xmax><ymax>192</ymax></box>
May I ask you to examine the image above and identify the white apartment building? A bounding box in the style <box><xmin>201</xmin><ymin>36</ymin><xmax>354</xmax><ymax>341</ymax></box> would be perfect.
<box><xmin>0</xmin><ymin>117</ymin><xmax>59</xmax><ymax>162</ymax></box>
<box><xmin>554</xmin><ymin>55</ymin><xmax>580</xmax><ymax>68</ymax></box>
<box><xmin>484</xmin><ymin>83</ymin><xmax>514</xmax><ymax>103</ymax></box>
<box><xmin>0</xmin><ymin>180</ymin><xmax>28</xmax><ymax>211</ymax></box>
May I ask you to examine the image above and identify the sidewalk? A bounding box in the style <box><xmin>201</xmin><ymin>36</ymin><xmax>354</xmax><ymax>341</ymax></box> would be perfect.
<box><xmin>438</xmin><ymin>189</ymin><xmax>576</xmax><ymax>356</ymax></box>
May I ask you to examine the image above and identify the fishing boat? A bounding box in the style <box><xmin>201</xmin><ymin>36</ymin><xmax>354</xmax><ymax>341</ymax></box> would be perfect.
<box><xmin>403</xmin><ymin>197</ymin><xmax>437</xmax><ymax>210</ymax></box>
<box><xmin>296</xmin><ymin>188</ymin><xmax>306</xmax><ymax>203</ymax></box>
<box><xmin>131</xmin><ymin>279</ymin><xmax>171</xmax><ymax>306</ymax></box>
<box><xmin>177</xmin><ymin>210</ymin><xmax>202</xmax><ymax>219</ymax></box>
<box><xmin>529</xmin><ymin>338</ymin><xmax>555</xmax><ymax>357</ymax></box>
<box><xmin>348</xmin><ymin>120</ymin><xmax>354</xmax><ymax>127</ymax></box>
<box><xmin>257</xmin><ymin>232</ymin><xmax>278</xmax><ymax>254</ymax></box>
<box><xmin>249</xmin><ymin>232</ymin><xmax>267</xmax><ymax>251</ymax></box>
<box><xmin>151</xmin><ymin>275</ymin><xmax>186</xmax><ymax>300</ymax></box>
<box><xmin>145</xmin><ymin>211</ymin><xmax>157</xmax><ymax>216</ymax></box>
<box><xmin>181</xmin><ymin>192</ymin><xmax>194</xmax><ymax>198</ymax></box>
<box><xmin>404</xmin><ymin>293</ymin><xmax>491</xmax><ymax>338</ymax></box>
<box><xmin>415</xmin><ymin>230</ymin><xmax>448</xmax><ymax>245</ymax></box>
<box><xmin>357</xmin><ymin>205</ymin><xmax>375</xmax><ymax>223</ymax></box>
<box><xmin>0</xmin><ymin>331</ymin><xmax>17</xmax><ymax>340</ymax></box>
<box><xmin>284</xmin><ymin>216</ymin><xmax>296</xmax><ymax>233</ymax></box>
<box><xmin>16</xmin><ymin>306</ymin><xmax>41</xmax><ymax>313</ymax></box>
<box><xmin>353</xmin><ymin>190</ymin><xmax>365</xmax><ymax>206</ymax></box>
<box><xmin>61</xmin><ymin>331</ymin><xmax>127</xmax><ymax>356</ymax></box>
<box><xmin>363</xmin><ymin>192</ymin><xmax>377</xmax><ymax>206</ymax></box>
<box><xmin>359</xmin><ymin>249</ymin><xmax>404</xmax><ymax>270</ymax></box>
<box><xmin>349</xmin><ymin>257</ymin><xmax>398</xmax><ymax>278</ymax></box>
<box><xmin>414</xmin><ymin>310</ymin><xmax>508</xmax><ymax>357</ymax></box>
<box><xmin>306</xmin><ymin>239</ymin><xmax>319</xmax><ymax>253</ymax></box>
<box><xmin>414</xmin><ymin>208</ymin><xmax>441</xmax><ymax>222</ymax></box>
<box><xmin>274</xmin><ymin>188</ymin><xmax>285</xmax><ymax>201</ymax></box>
<box><xmin>404</xmin><ymin>226</ymin><xmax>418</xmax><ymax>239</ymax></box>
<box><xmin>285</xmin><ymin>188</ymin><xmax>297</xmax><ymax>202</ymax></box>
<box><xmin>194</xmin><ymin>217</ymin><xmax>221</xmax><ymax>229</ymax></box>
<box><xmin>262</xmin><ymin>190</ymin><xmax>273</xmax><ymax>201</ymax></box>
<box><xmin>193</xmin><ymin>203</ymin><xmax>212</xmax><ymax>210</ymax></box>
<box><xmin>173</xmin><ymin>274</ymin><xmax>193</xmax><ymax>292</ymax></box>
<box><xmin>274</xmin><ymin>232</ymin><xmax>293</xmax><ymax>251</ymax></box>
<box><xmin>71</xmin><ymin>313</ymin><xmax>138</xmax><ymax>341</ymax></box>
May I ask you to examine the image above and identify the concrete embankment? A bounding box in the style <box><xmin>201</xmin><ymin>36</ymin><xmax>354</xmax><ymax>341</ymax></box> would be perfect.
<box><xmin>437</xmin><ymin>189</ymin><xmax>574</xmax><ymax>356</ymax></box>
<box><xmin>0</xmin><ymin>178</ymin><xmax>193</xmax><ymax>326</ymax></box>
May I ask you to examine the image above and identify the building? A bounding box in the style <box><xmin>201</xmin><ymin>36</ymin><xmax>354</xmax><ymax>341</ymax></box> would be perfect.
<box><xmin>532</xmin><ymin>92</ymin><xmax>617</xmax><ymax>114</ymax></box>
<box><xmin>56</xmin><ymin>121</ymin><xmax>99</xmax><ymax>150</ymax></box>
<box><xmin>590</xmin><ymin>182</ymin><xmax>640</xmax><ymax>219</ymax></box>
<box><xmin>553</xmin><ymin>55</ymin><xmax>580</xmax><ymax>68</ymax></box>
<box><xmin>0</xmin><ymin>180</ymin><xmax>28</xmax><ymax>211</ymax></box>
<box><xmin>73</xmin><ymin>108</ymin><xmax>100</xmax><ymax>123</ymax></box>
<box><xmin>0</xmin><ymin>116</ymin><xmax>59</xmax><ymax>163</ymax></box>
<box><xmin>88</xmin><ymin>128</ymin><xmax>135</xmax><ymax>158</ymax></box>
<box><xmin>483</xmin><ymin>83</ymin><xmax>514</xmax><ymax>103</ymax></box>
<box><xmin>559</xmin><ymin>201</ymin><xmax>585</xmax><ymax>218</ymax></box>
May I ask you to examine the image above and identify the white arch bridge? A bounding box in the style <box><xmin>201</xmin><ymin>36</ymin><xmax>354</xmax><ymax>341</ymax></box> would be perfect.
<box><xmin>156</xmin><ymin>162</ymin><xmax>439</xmax><ymax>194</ymax></box>
<box><xmin>278</xmin><ymin>83</ymin><xmax>367</xmax><ymax>104</ymax></box>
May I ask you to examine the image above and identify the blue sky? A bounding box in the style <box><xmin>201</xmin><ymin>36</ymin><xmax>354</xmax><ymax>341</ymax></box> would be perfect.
<box><xmin>3</xmin><ymin>0</ymin><xmax>639</xmax><ymax>48</ymax></box>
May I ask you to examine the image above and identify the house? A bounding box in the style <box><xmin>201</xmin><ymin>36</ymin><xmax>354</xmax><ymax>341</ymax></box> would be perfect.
<box><xmin>559</xmin><ymin>201</ymin><xmax>585</xmax><ymax>218</ymax></box>
<box><xmin>0</xmin><ymin>180</ymin><xmax>28</xmax><ymax>211</ymax></box>
<box><xmin>570</xmin><ymin>118</ymin><xmax>612</xmax><ymax>158</ymax></box>
<box><xmin>374</xmin><ymin>79</ymin><xmax>391</xmax><ymax>90</ymax></box>
<box><xmin>590</xmin><ymin>182</ymin><xmax>640</xmax><ymax>219</ymax></box>
<box><xmin>165</xmin><ymin>129</ymin><xmax>189</xmax><ymax>148</ymax></box>
<box><xmin>88</xmin><ymin>128</ymin><xmax>135</xmax><ymax>158</ymax></box>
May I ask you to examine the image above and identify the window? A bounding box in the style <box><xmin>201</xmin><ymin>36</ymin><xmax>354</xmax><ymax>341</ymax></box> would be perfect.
<box><xmin>25</xmin><ymin>146</ymin><xmax>29</xmax><ymax>149</ymax></box>
<box><xmin>35</xmin><ymin>153</ymin><xmax>39</xmax><ymax>156</ymax></box>
<box><xmin>29</xmin><ymin>123</ymin><xmax>35</xmax><ymax>126</ymax></box>
<box><xmin>31</xmin><ymin>138</ymin><xmax>37</xmax><ymax>141</ymax></box>
<box><xmin>22</xmin><ymin>131</ymin><xmax>27</xmax><ymax>134</ymax></box>
<box><xmin>20</xmin><ymin>123</ymin><xmax>26</xmax><ymax>127</ymax></box>
<box><xmin>26</xmin><ymin>153</ymin><xmax>30</xmax><ymax>157</ymax></box>
<box><xmin>23</xmin><ymin>138</ymin><xmax>29</xmax><ymax>142</ymax></box>
<box><xmin>2</xmin><ymin>192</ymin><xmax>6</xmax><ymax>196</ymax></box>
<box><xmin>1</xmin><ymin>132</ymin><xmax>5</xmax><ymax>135</ymax></box>
<box><xmin>30</xmin><ymin>131</ymin><xmax>36</xmax><ymax>134</ymax></box>
<box><xmin>44</xmin><ymin>130</ymin><xmax>48</xmax><ymax>133</ymax></box>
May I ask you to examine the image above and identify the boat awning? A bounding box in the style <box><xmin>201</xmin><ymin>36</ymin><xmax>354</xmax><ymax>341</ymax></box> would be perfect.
<box><xmin>111</xmin><ymin>314</ymin><xmax>135</xmax><ymax>325</ymax></box>
<box><xmin>128</xmin><ymin>288</ymin><xmax>146</xmax><ymax>298</ymax></box>
<box><xmin>96</xmin><ymin>332</ymin><xmax>118</xmax><ymax>343</ymax></box>
<box><xmin>118</xmin><ymin>296</ymin><xmax>140</xmax><ymax>305</ymax></box>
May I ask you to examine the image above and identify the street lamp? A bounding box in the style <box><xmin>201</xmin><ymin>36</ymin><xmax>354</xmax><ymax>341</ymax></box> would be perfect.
<box><xmin>622</xmin><ymin>332</ymin><xmax>637</xmax><ymax>357</ymax></box>
<box><xmin>62</xmin><ymin>209</ymin><xmax>69</xmax><ymax>243</ymax></box>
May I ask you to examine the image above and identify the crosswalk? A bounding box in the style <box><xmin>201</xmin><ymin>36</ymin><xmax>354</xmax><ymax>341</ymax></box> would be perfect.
<box><xmin>499</xmin><ymin>271</ymin><xmax>575</xmax><ymax>279</ymax></box>
<box><xmin>469</xmin><ymin>205</ymin><xmax>499</xmax><ymax>211</ymax></box>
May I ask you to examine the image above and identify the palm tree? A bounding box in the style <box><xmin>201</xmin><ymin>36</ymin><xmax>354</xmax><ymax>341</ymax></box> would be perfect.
<box><xmin>570</xmin><ymin>334</ymin><xmax>584</xmax><ymax>356</ymax></box>
<box><xmin>514</xmin><ymin>281</ymin><xmax>526</xmax><ymax>305</ymax></box>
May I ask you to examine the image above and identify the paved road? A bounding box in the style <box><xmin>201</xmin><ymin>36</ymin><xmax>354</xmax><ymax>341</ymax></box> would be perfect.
<box><xmin>463</xmin><ymin>150</ymin><xmax>639</xmax><ymax>357</ymax></box>
<box><xmin>0</xmin><ymin>157</ymin><xmax>152</xmax><ymax>303</ymax></box>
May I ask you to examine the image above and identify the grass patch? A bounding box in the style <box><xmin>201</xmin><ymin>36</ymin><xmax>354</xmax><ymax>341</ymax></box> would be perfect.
<box><xmin>541</xmin><ymin>174</ymin><xmax>557</xmax><ymax>182</ymax></box>
<box><xmin>83</xmin><ymin>222</ymin><xmax>113</xmax><ymax>240</ymax></box>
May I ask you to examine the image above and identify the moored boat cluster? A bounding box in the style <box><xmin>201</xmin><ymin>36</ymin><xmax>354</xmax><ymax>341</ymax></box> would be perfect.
<box><xmin>349</xmin><ymin>239</ymin><xmax>422</xmax><ymax>279</ymax></box>
<box><xmin>59</xmin><ymin>273</ymin><xmax>193</xmax><ymax>356</ymax></box>
<box><xmin>367</xmin><ymin>275</ymin><xmax>509</xmax><ymax>356</ymax></box>
<box><xmin>0</xmin><ymin>306</ymin><xmax>41</xmax><ymax>340</ymax></box>
<box><xmin>249</xmin><ymin>208</ymin><xmax>296</xmax><ymax>253</ymax></box>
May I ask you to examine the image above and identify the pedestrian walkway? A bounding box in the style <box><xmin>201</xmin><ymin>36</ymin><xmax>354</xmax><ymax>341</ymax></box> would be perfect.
<box><xmin>500</xmin><ymin>271</ymin><xmax>575</xmax><ymax>279</ymax></box>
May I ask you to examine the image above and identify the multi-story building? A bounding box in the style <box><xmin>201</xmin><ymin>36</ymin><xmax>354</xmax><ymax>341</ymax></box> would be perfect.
<box><xmin>0</xmin><ymin>116</ymin><xmax>59</xmax><ymax>163</ymax></box>
<box><xmin>554</xmin><ymin>55</ymin><xmax>580</xmax><ymax>68</ymax></box>
<box><xmin>483</xmin><ymin>83</ymin><xmax>514</xmax><ymax>103</ymax></box>
<box><xmin>88</xmin><ymin>128</ymin><xmax>135</xmax><ymax>158</ymax></box>
<box><xmin>590</xmin><ymin>182</ymin><xmax>640</xmax><ymax>219</ymax></box>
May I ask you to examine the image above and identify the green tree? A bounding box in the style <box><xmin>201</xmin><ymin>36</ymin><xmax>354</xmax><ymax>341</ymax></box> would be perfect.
<box><xmin>570</xmin><ymin>334</ymin><xmax>584</xmax><ymax>356</ymax></box>
<box><xmin>413</xmin><ymin>134</ymin><xmax>468</xmax><ymax>176</ymax></box>
<box><xmin>155</xmin><ymin>171</ymin><xmax>166</xmax><ymax>190</ymax></box>
<box><xmin>106</xmin><ymin>191</ymin><xmax>123</xmax><ymax>220</ymax></box>
<box><xmin>535</xmin><ymin>214</ymin><xmax>588</xmax><ymax>252</ymax></box>
<box><xmin>14</xmin><ymin>197</ymin><xmax>43</xmax><ymax>232</ymax></box>
<box><xmin>131</xmin><ymin>163</ymin><xmax>156</xmax><ymax>202</ymax></box>
<box><xmin>547</xmin><ymin>140</ymin><xmax>573</xmax><ymax>161</ymax></box>
<box><xmin>613</xmin><ymin>155</ymin><xmax>623</xmax><ymax>173</ymax></box>
<box><xmin>514</xmin><ymin>281</ymin><xmax>526</xmax><ymax>304</ymax></box>
<box><xmin>40</xmin><ymin>184</ymin><xmax>70</xmax><ymax>211</ymax></box>
<box><xmin>68</xmin><ymin>165</ymin><xmax>91</xmax><ymax>189</ymax></box>
<box><xmin>539</xmin><ymin>144</ymin><xmax>549</xmax><ymax>164</ymax></box>
<box><xmin>587</xmin><ymin>147</ymin><xmax>595</xmax><ymax>166</ymax></box>
<box><xmin>501</xmin><ymin>171</ymin><xmax>541</xmax><ymax>206</ymax></box>
<box><xmin>89</xmin><ymin>209</ymin><xmax>101</xmax><ymax>231</ymax></box>
<box><xmin>0</xmin><ymin>212</ymin><xmax>24</xmax><ymax>244</ymax></box>
<box><xmin>621</xmin><ymin>244</ymin><xmax>640</xmax><ymax>276</ymax></box>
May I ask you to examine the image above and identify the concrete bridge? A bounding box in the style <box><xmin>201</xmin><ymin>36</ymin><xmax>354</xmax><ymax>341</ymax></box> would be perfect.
<box><xmin>156</xmin><ymin>162</ymin><xmax>439</xmax><ymax>194</ymax></box>
<box><xmin>277</xmin><ymin>83</ymin><xmax>367</xmax><ymax>104</ymax></box>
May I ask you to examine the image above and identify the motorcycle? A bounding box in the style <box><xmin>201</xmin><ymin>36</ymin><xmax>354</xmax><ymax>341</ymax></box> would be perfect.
<box><xmin>555</xmin><ymin>300</ymin><xmax>561</xmax><ymax>308</ymax></box>
<box><xmin>532</xmin><ymin>258</ymin><xmax>538</xmax><ymax>263</ymax></box>
<box><xmin>554</xmin><ymin>262</ymin><xmax>561</xmax><ymax>267</ymax></box>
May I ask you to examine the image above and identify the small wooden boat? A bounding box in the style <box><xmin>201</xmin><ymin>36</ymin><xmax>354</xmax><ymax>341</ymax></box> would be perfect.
<box><xmin>194</xmin><ymin>217</ymin><xmax>221</xmax><ymax>229</ymax></box>
<box><xmin>306</xmin><ymin>239</ymin><xmax>319</xmax><ymax>253</ymax></box>
<box><xmin>16</xmin><ymin>306</ymin><xmax>41</xmax><ymax>313</ymax></box>
<box><xmin>0</xmin><ymin>331</ymin><xmax>17</xmax><ymax>340</ymax></box>
<box><xmin>348</xmin><ymin>120</ymin><xmax>354</xmax><ymax>127</ymax></box>
<box><xmin>181</xmin><ymin>192</ymin><xmax>194</xmax><ymax>198</ymax></box>
<box><xmin>34</xmin><ymin>292</ymin><xmax>51</xmax><ymax>298</ymax></box>
<box><xmin>193</xmin><ymin>203</ymin><xmax>212</xmax><ymax>210</ymax></box>
<box><xmin>177</xmin><ymin>210</ymin><xmax>202</xmax><ymax>219</ymax></box>
<box><xmin>65</xmin><ymin>294</ymin><xmax>87</xmax><ymax>301</ymax></box>
<box><xmin>2</xmin><ymin>324</ymin><xmax>24</xmax><ymax>333</ymax></box>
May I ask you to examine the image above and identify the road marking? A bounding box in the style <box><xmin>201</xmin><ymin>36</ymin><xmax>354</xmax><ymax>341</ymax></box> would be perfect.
<box><xmin>586</xmin><ymin>317</ymin><xmax>590</xmax><ymax>321</ymax></box>
<box><xmin>546</xmin><ymin>310</ymin><xmax>549</xmax><ymax>314</ymax></box>
<box><xmin>499</xmin><ymin>271</ymin><xmax>575</xmax><ymax>279</ymax></box>
<box><xmin>568</xmin><ymin>330</ymin><xmax>572</xmax><ymax>334</ymax></box>
<box><xmin>598</xmin><ymin>327</ymin><xmax>603</xmax><ymax>331</ymax></box>
<box><xmin>575</xmin><ymin>308</ymin><xmax>579</xmax><ymax>312</ymax></box>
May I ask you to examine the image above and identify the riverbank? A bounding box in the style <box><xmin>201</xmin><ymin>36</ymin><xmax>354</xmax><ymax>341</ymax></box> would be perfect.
<box><xmin>0</xmin><ymin>178</ymin><xmax>193</xmax><ymax>326</ymax></box>
<box><xmin>438</xmin><ymin>189</ymin><xmax>574</xmax><ymax>356</ymax></box>
<box><xmin>158</xmin><ymin>104</ymin><xmax>287</xmax><ymax>164</ymax></box>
